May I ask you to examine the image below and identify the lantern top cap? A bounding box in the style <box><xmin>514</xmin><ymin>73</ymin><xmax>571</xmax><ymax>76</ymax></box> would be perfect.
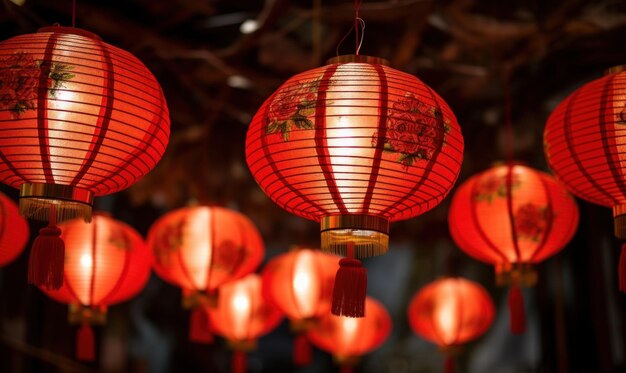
<box><xmin>326</xmin><ymin>54</ymin><xmax>389</xmax><ymax>66</ymax></box>
<box><xmin>490</xmin><ymin>160</ymin><xmax>529</xmax><ymax>168</ymax></box>
<box><xmin>605</xmin><ymin>65</ymin><xmax>626</xmax><ymax>75</ymax></box>
<box><xmin>37</xmin><ymin>25</ymin><xmax>102</xmax><ymax>41</ymax></box>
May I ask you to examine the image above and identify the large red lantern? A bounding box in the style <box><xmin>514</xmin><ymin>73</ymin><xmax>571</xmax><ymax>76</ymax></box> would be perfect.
<box><xmin>544</xmin><ymin>66</ymin><xmax>626</xmax><ymax>290</ymax></box>
<box><xmin>246</xmin><ymin>54</ymin><xmax>464</xmax><ymax>317</ymax></box>
<box><xmin>261</xmin><ymin>248</ymin><xmax>339</xmax><ymax>366</ymax></box>
<box><xmin>448</xmin><ymin>163</ymin><xmax>579</xmax><ymax>333</ymax></box>
<box><xmin>0</xmin><ymin>191</ymin><xmax>28</xmax><ymax>266</ymax></box>
<box><xmin>39</xmin><ymin>213</ymin><xmax>151</xmax><ymax>361</ymax></box>
<box><xmin>146</xmin><ymin>205</ymin><xmax>264</xmax><ymax>344</ymax></box>
<box><xmin>307</xmin><ymin>296</ymin><xmax>391</xmax><ymax>373</ymax></box>
<box><xmin>0</xmin><ymin>25</ymin><xmax>170</xmax><ymax>289</ymax></box>
<box><xmin>408</xmin><ymin>277</ymin><xmax>494</xmax><ymax>373</ymax></box>
<box><xmin>206</xmin><ymin>274</ymin><xmax>284</xmax><ymax>373</ymax></box>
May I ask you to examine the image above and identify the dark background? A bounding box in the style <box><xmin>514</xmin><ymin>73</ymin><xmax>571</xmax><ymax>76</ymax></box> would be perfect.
<box><xmin>1</xmin><ymin>0</ymin><xmax>626</xmax><ymax>372</ymax></box>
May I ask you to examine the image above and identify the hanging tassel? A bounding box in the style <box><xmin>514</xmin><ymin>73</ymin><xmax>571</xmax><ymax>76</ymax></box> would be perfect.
<box><xmin>76</xmin><ymin>323</ymin><xmax>95</xmax><ymax>362</ymax></box>
<box><xmin>340</xmin><ymin>366</ymin><xmax>354</xmax><ymax>373</ymax></box>
<box><xmin>293</xmin><ymin>333</ymin><xmax>312</xmax><ymax>366</ymax></box>
<box><xmin>189</xmin><ymin>308</ymin><xmax>213</xmax><ymax>343</ymax></box>
<box><xmin>232</xmin><ymin>350</ymin><xmax>247</xmax><ymax>373</ymax></box>
<box><xmin>617</xmin><ymin>243</ymin><xmax>626</xmax><ymax>293</ymax></box>
<box><xmin>332</xmin><ymin>242</ymin><xmax>367</xmax><ymax>318</ymax></box>
<box><xmin>444</xmin><ymin>356</ymin><xmax>455</xmax><ymax>373</ymax></box>
<box><xmin>28</xmin><ymin>206</ymin><xmax>64</xmax><ymax>290</ymax></box>
<box><xmin>508</xmin><ymin>286</ymin><xmax>526</xmax><ymax>334</ymax></box>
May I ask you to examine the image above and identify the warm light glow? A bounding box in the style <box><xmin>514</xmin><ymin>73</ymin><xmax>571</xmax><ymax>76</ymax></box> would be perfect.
<box><xmin>233</xmin><ymin>293</ymin><xmax>251</xmax><ymax>313</ymax></box>
<box><xmin>230</xmin><ymin>283</ymin><xmax>253</xmax><ymax>340</ymax></box>
<box><xmin>184</xmin><ymin>209</ymin><xmax>212</xmax><ymax>288</ymax></box>
<box><xmin>291</xmin><ymin>250</ymin><xmax>319</xmax><ymax>316</ymax></box>
<box><xmin>433</xmin><ymin>283</ymin><xmax>460</xmax><ymax>345</ymax></box>
<box><xmin>240</xmin><ymin>19</ymin><xmax>259</xmax><ymax>34</ymax></box>
<box><xmin>80</xmin><ymin>253</ymin><xmax>93</xmax><ymax>269</ymax></box>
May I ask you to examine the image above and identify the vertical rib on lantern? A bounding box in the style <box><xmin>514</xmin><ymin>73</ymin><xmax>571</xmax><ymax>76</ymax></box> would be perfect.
<box><xmin>544</xmin><ymin>66</ymin><xmax>626</xmax><ymax>291</ymax></box>
<box><xmin>246</xmin><ymin>55</ymin><xmax>464</xmax><ymax>317</ymax></box>
<box><xmin>448</xmin><ymin>163</ymin><xmax>579</xmax><ymax>333</ymax></box>
<box><xmin>147</xmin><ymin>205</ymin><xmax>265</xmax><ymax>344</ymax></box>
<box><xmin>407</xmin><ymin>277</ymin><xmax>495</xmax><ymax>372</ymax></box>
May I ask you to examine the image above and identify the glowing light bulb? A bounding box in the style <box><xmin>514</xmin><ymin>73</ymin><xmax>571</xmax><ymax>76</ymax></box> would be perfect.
<box><xmin>80</xmin><ymin>253</ymin><xmax>92</xmax><ymax>269</ymax></box>
<box><xmin>233</xmin><ymin>293</ymin><xmax>250</xmax><ymax>313</ymax></box>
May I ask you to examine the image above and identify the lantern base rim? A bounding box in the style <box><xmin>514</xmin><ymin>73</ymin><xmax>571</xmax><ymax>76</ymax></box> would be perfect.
<box><xmin>321</xmin><ymin>215</ymin><xmax>389</xmax><ymax>258</ymax></box>
<box><xmin>495</xmin><ymin>263</ymin><xmax>537</xmax><ymax>288</ymax></box>
<box><xmin>20</xmin><ymin>183</ymin><xmax>93</xmax><ymax>223</ymax></box>
<box><xmin>228</xmin><ymin>339</ymin><xmax>257</xmax><ymax>352</ymax></box>
<box><xmin>68</xmin><ymin>304</ymin><xmax>107</xmax><ymax>325</ymax></box>
<box><xmin>182</xmin><ymin>289</ymin><xmax>218</xmax><ymax>309</ymax></box>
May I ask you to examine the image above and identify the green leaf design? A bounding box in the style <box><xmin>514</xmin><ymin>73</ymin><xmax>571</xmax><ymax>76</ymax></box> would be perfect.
<box><xmin>293</xmin><ymin>116</ymin><xmax>314</xmax><ymax>130</ymax></box>
<box><xmin>48</xmin><ymin>62</ymin><xmax>75</xmax><ymax>98</ymax></box>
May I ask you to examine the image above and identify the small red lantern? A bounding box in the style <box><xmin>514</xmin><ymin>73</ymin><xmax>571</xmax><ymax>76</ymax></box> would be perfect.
<box><xmin>247</xmin><ymin>54</ymin><xmax>464</xmax><ymax>317</ymax></box>
<box><xmin>307</xmin><ymin>297</ymin><xmax>391</xmax><ymax>373</ymax></box>
<box><xmin>0</xmin><ymin>25</ymin><xmax>170</xmax><ymax>289</ymax></box>
<box><xmin>0</xmin><ymin>191</ymin><xmax>29</xmax><ymax>266</ymax></box>
<box><xmin>544</xmin><ymin>66</ymin><xmax>626</xmax><ymax>290</ymax></box>
<box><xmin>206</xmin><ymin>274</ymin><xmax>284</xmax><ymax>373</ymax></box>
<box><xmin>261</xmin><ymin>248</ymin><xmax>339</xmax><ymax>366</ymax></box>
<box><xmin>408</xmin><ymin>277</ymin><xmax>494</xmax><ymax>373</ymax></box>
<box><xmin>39</xmin><ymin>213</ymin><xmax>151</xmax><ymax>361</ymax></box>
<box><xmin>448</xmin><ymin>164</ymin><xmax>578</xmax><ymax>333</ymax></box>
<box><xmin>146</xmin><ymin>205</ymin><xmax>265</xmax><ymax>344</ymax></box>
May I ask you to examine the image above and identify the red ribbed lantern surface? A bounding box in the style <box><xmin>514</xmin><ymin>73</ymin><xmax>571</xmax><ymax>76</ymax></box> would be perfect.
<box><xmin>544</xmin><ymin>66</ymin><xmax>626</xmax><ymax>291</ymax></box>
<box><xmin>39</xmin><ymin>213</ymin><xmax>152</xmax><ymax>362</ymax></box>
<box><xmin>261</xmin><ymin>248</ymin><xmax>339</xmax><ymax>366</ymax></box>
<box><xmin>408</xmin><ymin>277</ymin><xmax>494</xmax><ymax>373</ymax></box>
<box><xmin>0</xmin><ymin>25</ymin><xmax>169</xmax><ymax>289</ymax></box>
<box><xmin>147</xmin><ymin>206</ymin><xmax>264</xmax><ymax>344</ymax></box>
<box><xmin>246</xmin><ymin>54</ymin><xmax>463</xmax><ymax>317</ymax></box>
<box><xmin>0</xmin><ymin>191</ymin><xmax>28</xmax><ymax>266</ymax></box>
<box><xmin>207</xmin><ymin>274</ymin><xmax>284</xmax><ymax>373</ymax></box>
<box><xmin>448</xmin><ymin>164</ymin><xmax>578</xmax><ymax>333</ymax></box>
<box><xmin>307</xmin><ymin>297</ymin><xmax>391</xmax><ymax>373</ymax></box>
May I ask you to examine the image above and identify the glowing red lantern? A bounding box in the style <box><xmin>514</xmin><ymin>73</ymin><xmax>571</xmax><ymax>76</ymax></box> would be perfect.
<box><xmin>0</xmin><ymin>191</ymin><xmax>29</xmax><ymax>266</ymax></box>
<box><xmin>307</xmin><ymin>297</ymin><xmax>391</xmax><ymax>373</ymax></box>
<box><xmin>147</xmin><ymin>205</ymin><xmax>264</xmax><ymax>344</ymax></box>
<box><xmin>448</xmin><ymin>163</ymin><xmax>578</xmax><ymax>333</ymax></box>
<box><xmin>261</xmin><ymin>248</ymin><xmax>339</xmax><ymax>366</ymax></box>
<box><xmin>247</xmin><ymin>54</ymin><xmax>464</xmax><ymax>317</ymax></box>
<box><xmin>0</xmin><ymin>25</ymin><xmax>170</xmax><ymax>289</ymax></box>
<box><xmin>39</xmin><ymin>213</ymin><xmax>151</xmax><ymax>361</ymax></box>
<box><xmin>207</xmin><ymin>274</ymin><xmax>283</xmax><ymax>373</ymax></box>
<box><xmin>544</xmin><ymin>66</ymin><xmax>626</xmax><ymax>290</ymax></box>
<box><xmin>408</xmin><ymin>277</ymin><xmax>494</xmax><ymax>373</ymax></box>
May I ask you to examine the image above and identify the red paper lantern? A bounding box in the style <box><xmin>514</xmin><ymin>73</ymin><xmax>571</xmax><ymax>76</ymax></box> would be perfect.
<box><xmin>448</xmin><ymin>163</ymin><xmax>579</xmax><ymax>333</ymax></box>
<box><xmin>407</xmin><ymin>277</ymin><xmax>494</xmax><ymax>373</ymax></box>
<box><xmin>0</xmin><ymin>25</ymin><xmax>170</xmax><ymax>289</ymax></box>
<box><xmin>207</xmin><ymin>274</ymin><xmax>284</xmax><ymax>373</ymax></box>
<box><xmin>261</xmin><ymin>248</ymin><xmax>339</xmax><ymax>366</ymax></box>
<box><xmin>307</xmin><ymin>297</ymin><xmax>391</xmax><ymax>373</ymax></box>
<box><xmin>0</xmin><ymin>191</ymin><xmax>29</xmax><ymax>266</ymax></box>
<box><xmin>147</xmin><ymin>205</ymin><xmax>264</xmax><ymax>344</ymax></box>
<box><xmin>39</xmin><ymin>213</ymin><xmax>151</xmax><ymax>361</ymax></box>
<box><xmin>544</xmin><ymin>66</ymin><xmax>626</xmax><ymax>290</ymax></box>
<box><xmin>247</xmin><ymin>54</ymin><xmax>464</xmax><ymax>317</ymax></box>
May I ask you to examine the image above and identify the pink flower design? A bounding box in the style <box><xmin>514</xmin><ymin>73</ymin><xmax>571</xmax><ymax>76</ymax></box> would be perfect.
<box><xmin>266</xmin><ymin>78</ymin><xmax>321</xmax><ymax>141</ymax></box>
<box><xmin>473</xmin><ymin>174</ymin><xmax>521</xmax><ymax>202</ymax></box>
<box><xmin>514</xmin><ymin>203</ymin><xmax>549</xmax><ymax>242</ymax></box>
<box><xmin>213</xmin><ymin>240</ymin><xmax>246</xmax><ymax>271</ymax></box>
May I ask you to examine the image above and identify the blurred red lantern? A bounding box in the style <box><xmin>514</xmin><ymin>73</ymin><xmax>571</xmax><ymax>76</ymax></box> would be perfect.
<box><xmin>544</xmin><ymin>66</ymin><xmax>626</xmax><ymax>290</ymax></box>
<box><xmin>207</xmin><ymin>274</ymin><xmax>284</xmax><ymax>373</ymax></box>
<box><xmin>247</xmin><ymin>54</ymin><xmax>464</xmax><ymax>317</ymax></box>
<box><xmin>147</xmin><ymin>205</ymin><xmax>264</xmax><ymax>344</ymax></box>
<box><xmin>307</xmin><ymin>297</ymin><xmax>391</xmax><ymax>373</ymax></box>
<box><xmin>408</xmin><ymin>277</ymin><xmax>494</xmax><ymax>373</ymax></box>
<box><xmin>39</xmin><ymin>213</ymin><xmax>151</xmax><ymax>361</ymax></box>
<box><xmin>448</xmin><ymin>164</ymin><xmax>578</xmax><ymax>333</ymax></box>
<box><xmin>0</xmin><ymin>191</ymin><xmax>29</xmax><ymax>266</ymax></box>
<box><xmin>261</xmin><ymin>248</ymin><xmax>339</xmax><ymax>366</ymax></box>
<box><xmin>0</xmin><ymin>25</ymin><xmax>170</xmax><ymax>289</ymax></box>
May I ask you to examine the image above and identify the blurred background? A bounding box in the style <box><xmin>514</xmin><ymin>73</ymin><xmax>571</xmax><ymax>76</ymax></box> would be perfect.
<box><xmin>1</xmin><ymin>0</ymin><xmax>626</xmax><ymax>372</ymax></box>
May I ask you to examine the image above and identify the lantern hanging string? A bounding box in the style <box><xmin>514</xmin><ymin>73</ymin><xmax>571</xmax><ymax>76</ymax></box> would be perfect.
<box><xmin>335</xmin><ymin>1</ymin><xmax>365</xmax><ymax>56</ymax></box>
<box><xmin>72</xmin><ymin>0</ymin><xmax>76</xmax><ymax>28</ymax></box>
<box><xmin>502</xmin><ymin>66</ymin><xmax>514</xmax><ymax>163</ymax></box>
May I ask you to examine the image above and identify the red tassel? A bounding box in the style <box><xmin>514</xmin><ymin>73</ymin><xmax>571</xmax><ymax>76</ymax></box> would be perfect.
<box><xmin>331</xmin><ymin>257</ymin><xmax>367</xmax><ymax>318</ymax></box>
<box><xmin>444</xmin><ymin>356</ymin><xmax>455</xmax><ymax>373</ymax></box>
<box><xmin>189</xmin><ymin>308</ymin><xmax>213</xmax><ymax>343</ymax></box>
<box><xmin>28</xmin><ymin>220</ymin><xmax>64</xmax><ymax>290</ymax></box>
<box><xmin>340</xmin><ymin>366</ymin><xmax>354</xmax><ymax>373</ymax></box>
<box><xmin>76</xmin><ymin>323</ymin><xmax>95</xmax><ymax>362</ymax></box>
<box><xmin>508</xmin><ymin>286</ymin><xmax>526</xmax><ymax>334</ymax></box>
<box><xmin>293</xmin><ymin>333</ymin><xmax>312</xmax><ymax>366</ymax></box>
<box><xmin>232</xmin><ymin>350</ymin><xmax>247</xmax><ymax>373</ymax></box>
<box><xmin>617</xmin><ymin>243</ymin><xmax>626</xmax><ymax>293</ymax></box>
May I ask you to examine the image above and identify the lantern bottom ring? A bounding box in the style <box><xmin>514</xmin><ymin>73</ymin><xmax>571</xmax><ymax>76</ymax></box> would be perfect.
<box><xmin>19</xmin><ymin>183</ymin><xmax>94</xmax><ymax>223</ymax></box>
<box><xmin>613</xmin><ymin>204</ymin><xmax>626</xmax><ymax>239</ymax></box>
<box><xmin>320</xmin><ymin>215</ymin><xmax>389</xmax><ymax>258</ymax></box>
<box><xmin>68</xmin><ymin>304</ymin><xmax>107</xmax><ymax>325</ymax></box>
